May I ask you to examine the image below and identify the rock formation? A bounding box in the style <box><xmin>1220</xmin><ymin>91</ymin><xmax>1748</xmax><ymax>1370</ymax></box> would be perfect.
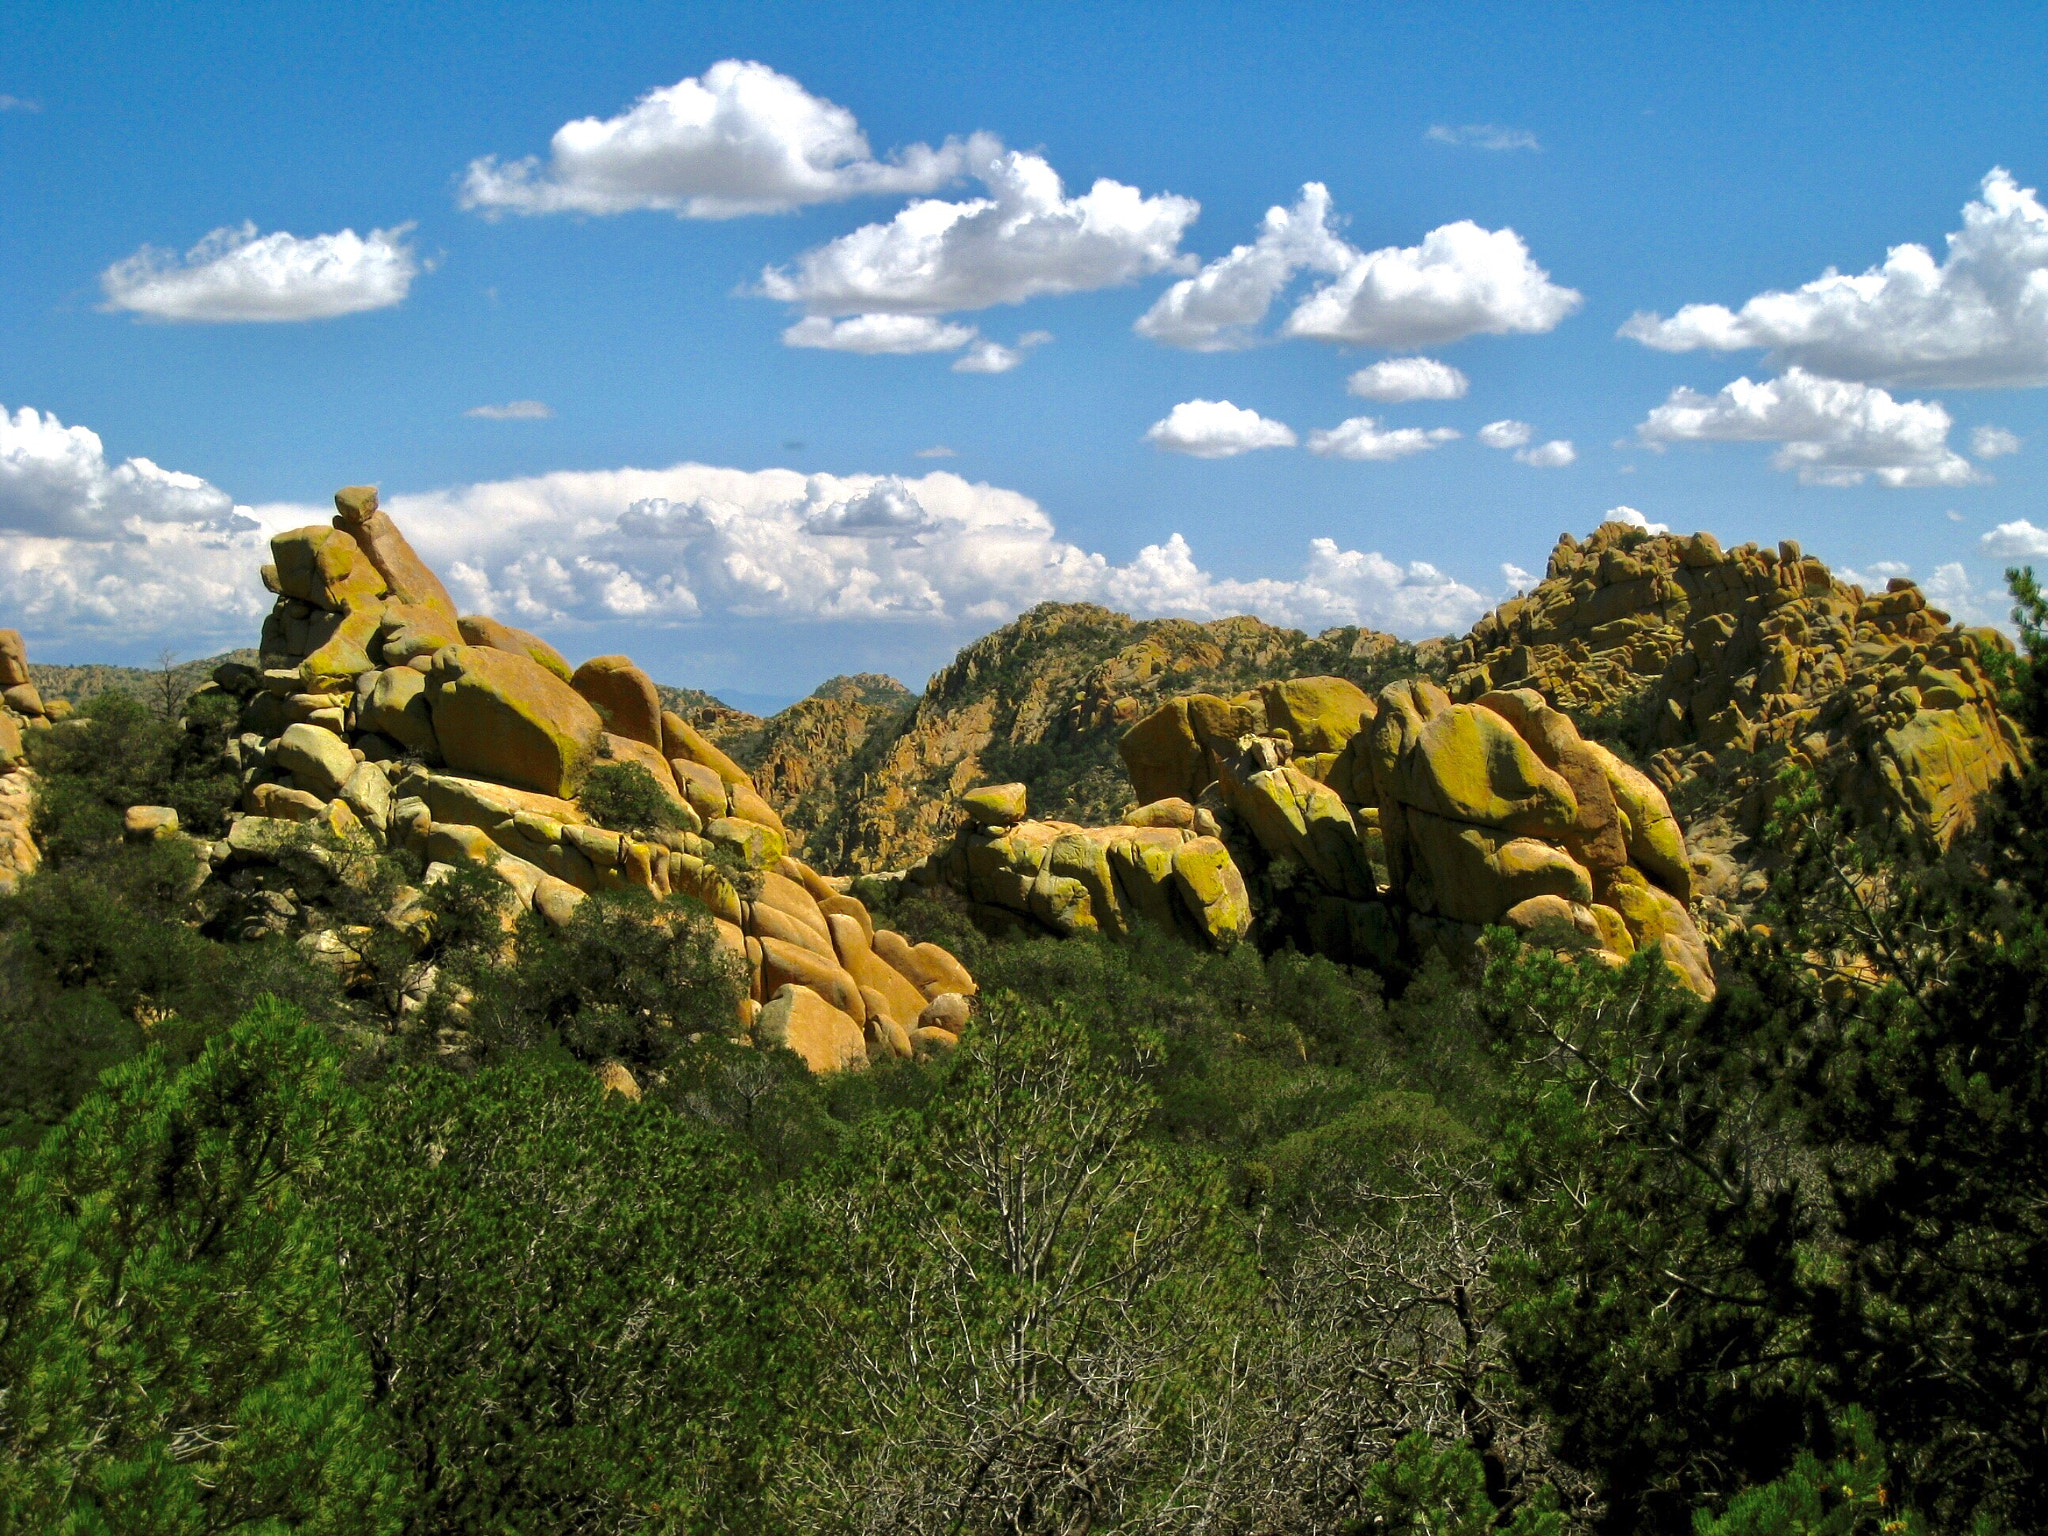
<box><xmin>207</xmin><ymin>487</ymin><xmax>977</xmax><ymax>1074</ymax></box>
<box><xmin>1441</xmin><ymin>522</ymin><xmax>2028</xmax><ymax>850</ymax></box>
<box><xmin>769</xmin><ymin>604</ymin><xmax>1412</xmax><ymax>873</ymax></box>
<box><xmin>902</xmin><ymin>781</ymin><xmax>1254</xmax><ymax>950</ymax></box>
<box><xmin>0</xmin><ymin>628</ymin><xmax>45</xmax><ymax>893</ymax></box>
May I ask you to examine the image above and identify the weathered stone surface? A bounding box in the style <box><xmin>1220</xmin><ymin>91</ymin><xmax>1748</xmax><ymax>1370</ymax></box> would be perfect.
<box><xmin>919</xmin><ymin>992</ymin><xmax>971</xmax><ymax>1033</ymax></box>
<box><xmin>426</xmin><ymin>644</ymin><xmax>604</xmax><ymax>797</ymax></box>
<box><xmin>662</xmin><ymin>711</ymin><xmax>750</xmax><ymax>785</ymax></box>
<box><xmin>961</xmin><ymin>781</ymin><xmax>1028</xmax><ymax>827</ymax></box>
<box><xmin>756</xmin><ymin>983</ymin><xmax>869</xmax><ymax>1072</ymax></box>
<box><xmin>1171</xmin><ymin>836</ymin><xmax>1253</xmax><ymax>946</ymax></box>
<box><xmin>757</xmin><ymin>936</ymin><xmax>867</xmax><ymax>1022</ymax></box>
<box><xmin>0</xmin><ymin>630</ymin><xmax>27</xmax><ymax>689</ymax></box>
<box><xmin>277</xmin><ymin>722</ymin><xmax>358</xmax><ymax>799</ymax></box>
<box><xmin>0</xmin><ymin>711</ymin><xmax>21</xmax><ymax>770</ymax></box>
<box><xmin>600</xmin><ymin>733</ymin><xmax>684</xmax><ymax>800</ymax></box>
<box><xmin>1583</xmin><ymin>740</ymin><xmax>1691</xmax><ymax>900</ymax></box>
<box><xmin>458</xmin><ymin>614</ymin><xmax>572</xmax><ymax>681</ymax></box>
<box><xmin>1261</xmin><ymin>676</ymin><xmax>1374</xmax><ymax>754</ymax></box>
<box><xmin>572</xmin><ymin>655</ymin><xmax>664</xmax><ymax>748</ymax></box>
<box><xmin>331</xmin><ymin>486</ymin><xmax>459</xmax><ymax>623</ymax></box>
<box><xmin>123</xmin><ymin>805</ymin><xmax>180</xmax><ymax>841</ymax></box>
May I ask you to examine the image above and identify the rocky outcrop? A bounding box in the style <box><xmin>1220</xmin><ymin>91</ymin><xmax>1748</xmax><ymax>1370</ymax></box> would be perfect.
<box><xmin>1441</xmin><ymin>522</ymin><xmax>2029</xmax><ymax>850</ymax></box>
<box><xmin>904</xmin><ymin>783</ymin><xmax>1253</xmax><ymax>950</ymax></box>
<box><xmin>785</xmin><ymin>605</ymin><xmax>1408</xmax><ymax>874</ymax></box>
<box><xmin>0</xmin><ymin>628</ymin><xmax>44</xmax><ymax>893</ymax></box>
<box><xmin>202</xmin><ymin>486</ymin><xmax>977</xmax><ymax>1073</ymax></box>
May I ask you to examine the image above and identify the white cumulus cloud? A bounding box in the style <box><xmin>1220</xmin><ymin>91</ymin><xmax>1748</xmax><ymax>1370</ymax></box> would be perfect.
<box><xmin>1982</xmin><ymin>518</ymin><xmax>2048</xmax><ymax>557</ymax></box>
<box><xmin>1145</xmin><ymin>400</ymin><xmax>1297</xmax><ymax>458</ymax></box>
<box><xmin>0</xmin><ymin>403</ymin><xmax>282</xmax><ymax>640</ymax></box>
<box><xmin>1603</xmin><ymin>506</ymin><xmax>1670</xmax><ymax>535</ymax></box>
<box><xmin>1306</xmin><ymin>417</ymin><xmax>1459</xmax><ymax>461</ymax></box>
<box><xmin>1132</xmin><ymin>183</ymin><xmax>1351</xmax><ymax>351</ymax></box>
<box><xmin>1135</xmin><ymin>182</ymin><xmax>1579</xmax><ymax>351</ymax></box>
<box><xmin>1478</xmin><ymin>419</ymin><xmax>1533</xmax><ymax>449</ymax></box>
<box><xmin>1923</xmin><ymin>561</ymin><xmax>2011</xmax><ymax>626</ymax></box>
<box><xmin>1971</xmin><ymin>424</ymin><xmax>2022</xmax><ymax>458</ymax></box>
<box><xmin>1636</xmin><ymin>367</ymin><xmax>1982</xmax><ymax>487</ymax></box>
<box><xmin>1518</xmin><ymin>439</ymin><xmax>1576</xmax><ymax>467</ymax></box>
<box><xmin>953</xmin><ymin>330</ymin><xmax>1050</xmax><ymax>374</ymax></box>
<box><xmin>100</xmin><ymin>222</ymin><xmax>421</xmax><ymax>322</ymax></box>
<box><xmin>4</xmin><ymin>412</ymin><xmax>1498</xmax><ymax>652</ymax></box>
<box><xmin>782</xmin><ymin>313</ymin><xmax>980</xmax><ymax>354</ymax></box>
<box><xmin>1620</xmin><ymin>169</ymin><xmax>2048</xmax><ymax>388</ymax></box>
<box><xmin>1347</xmin><ymin>356</ymin><xmax>1470</xmax><ymax>401</ymax></box>
<box><xmin>1283</xmin><ymin>218</ymin><xmax>1581</xmax><ymax>348</ymax></box>
<box><xmin>760</xmin><ymin>148</ymin><xmax>1197</xmax><ymax>318</ymax></box>
<box><xmin>460</xmin><ymin>59</ymin><xmax>990</xmax><ymax>218</ymax></box>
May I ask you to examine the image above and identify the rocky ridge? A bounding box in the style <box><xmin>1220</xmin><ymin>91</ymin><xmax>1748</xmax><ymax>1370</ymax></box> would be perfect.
<box><xmin>884</xmin><ymin>524</ymin><xmax>2029</xmax><ymax>1002</ymax></box>
<box><xmin>175</xmin><ymin>487</ymin><xmax>978</xmax><ymax>1075</ymax></box>
<box><xmin>781</xmin><ymin>603</ymin><xmax>1417</xmax><ymax>874</ymax></box>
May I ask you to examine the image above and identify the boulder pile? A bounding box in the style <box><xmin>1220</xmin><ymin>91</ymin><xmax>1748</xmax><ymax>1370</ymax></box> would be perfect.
<box><xmin>1442</xmin><ymin>522</ymin><xmax>2028</xmax><ymax>848</ymax></box>
<box><xmin>902</xmin><ymin>781</ymin><xmax>1253</xmax><ymax>949</ymax></box>
<box><xmin>0</xmin><ymin>628</ymin><xmax>47</xmax><ymax>893</ymax></box>
<box><xmin>1113</xmin><ymin>672</ymin><xmax>1714</xmax><ymax>995</ymax></box>
<box><xmin>203</xmin><ymin>486</ymin><xmax>977</xmax><ymax>1073</ymax></box>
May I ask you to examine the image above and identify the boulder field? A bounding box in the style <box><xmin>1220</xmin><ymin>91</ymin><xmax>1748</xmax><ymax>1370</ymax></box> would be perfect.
<box><xmin>203</xmin><ymin>487</ymin><xmax>978</xmax><ymax>1074</ymax></box>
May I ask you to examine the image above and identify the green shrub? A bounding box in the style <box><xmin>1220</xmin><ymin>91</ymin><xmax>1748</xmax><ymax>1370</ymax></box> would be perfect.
<box><xmin>577</xmin><ymin>759</ymin><xmax>691</xmax><ymax>833</ymax></box>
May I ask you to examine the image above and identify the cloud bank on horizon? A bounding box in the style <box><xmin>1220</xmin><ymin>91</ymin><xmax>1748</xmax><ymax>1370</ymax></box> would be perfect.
<box><xmin>0</xmin><ymin>400</ymin><xmax>1495</xmax><ymax>650</ymax></box>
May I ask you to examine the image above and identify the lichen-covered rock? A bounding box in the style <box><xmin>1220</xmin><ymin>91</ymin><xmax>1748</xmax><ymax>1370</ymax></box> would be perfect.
<box><xmin>961</xmin><ymin>781</ymin><xmax>1028</xmax><ymax>827</ymax></box>
<box><xmin>572</xmin><ymin>655</ymin><xmax>665</xmax><ymax>748</ymax></box>
<box><xmin>276</xmin><ymin>722</ymin><xmax>358</xmax><ymax>800</ymax></box>
<box><xmin>458</xmin><ymin>613</ymin><xmax>573</xmax><ymax>681</ymax></box>
<box><xmin>426</xmin><ymin>645</ymin><xmax>604</xmax><ymax>797</ymax></box>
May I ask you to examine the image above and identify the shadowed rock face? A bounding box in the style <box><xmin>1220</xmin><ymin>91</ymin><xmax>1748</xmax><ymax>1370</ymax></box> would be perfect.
<box><xmin>199</xmin><ymin>485</ymin><xmax>980</xmax><ymax>1074</ymax></box>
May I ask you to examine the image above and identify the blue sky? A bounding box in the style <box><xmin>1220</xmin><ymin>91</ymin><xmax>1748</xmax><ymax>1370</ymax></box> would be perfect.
<box><xmin>5</xmin><ymin>1</ymin><xmax>2048</xmax><ymax>707</ymax></box>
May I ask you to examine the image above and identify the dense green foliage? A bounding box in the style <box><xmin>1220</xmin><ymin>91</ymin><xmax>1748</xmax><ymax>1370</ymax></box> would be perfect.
<box><xmin>577</xmin><ymin>759</ymin><xmax>693</xmax><ymax>836</ymax></box>
<box><xmin>3</xmin><ymin>573</ymin><xmax>2045</xmax><ymax>1531</ymax></box>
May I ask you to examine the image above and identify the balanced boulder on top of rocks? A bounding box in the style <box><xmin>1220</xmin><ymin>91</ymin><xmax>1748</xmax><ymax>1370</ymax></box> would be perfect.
<box><xmin>208</xmin><ymin>485</ymin><xmax>977</xmax><ymax>1073</ymax></box>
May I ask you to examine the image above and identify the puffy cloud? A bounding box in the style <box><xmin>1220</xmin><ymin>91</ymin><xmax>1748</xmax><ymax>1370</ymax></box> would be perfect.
<box><xmin>1635</xmin><ymin>367</ymin><xmax>1981</xmax><ymax>487</ymax></box>
<box><xmin>1135</xmin><ymin>182</ymin><xmax>1579</xmax><ymax>351</ymax></box>
<box><xmin>1923</xmin><ymin>561</ymin><xmax>2011</xmax><ymax>626</ymax></box>
<box><xmin>466</xmin><ymin>400</ymin><xmax>553</xmax><ymax>420</ymax></box>
<box><xmin>461</xmin><ymin>59</ymin><xmax>989</xmax><ymax>218</ymax></box>
<box><xmin>1972</xmin><ymin>424</ymin><xmax>2022</xmax><ymax>458</ymax></box>
<box><xmin>1346</xmin><ymin>355</ymin><xmax>1469</xmax><ymax>402</ymax></box>
<box><xmin>1620</xmin><ymin>169</ymin><xmax>2048</xmax><ymax>387</ymax></box>
<box><xmin>1133</xmin><ymin>184</ymin><xmax>1350</xmax><ymax>351</ymax></box>
<box><xmin>1094</xmin><ymin>533</ymin><xmax>1486</xmax><ymax>634</ymax></box>
<box><xmin>1145</xmin><ymin>400</ymin><xmax>1297</xmax><ymax>458</ymax></box>
<box><xmin>0</xmin><ymin>95</ymin><xmax>39</xmax><ymax>113</ymax></box>
<box><xmin>1426</xmin><ymin>123</ymin><xmax>1540</xmax><ymax>151</ymax></box>
<box><xmin>760</xmin><ymin>148</ymin><xmax>1197</xmax><ymax>317</ymax></box>
<box><xmin>1502</xmin><ymin>562</ymin><xmax>1537</xmax><ymax>593</ymax></box>
<box><xmin>1306</xmin><ymin>417</ymin><xmax>1459</xmax><ymax>461</ymax></box>
<box><xmin>1283</xmin><ymin>219</ymin><xmax>1581</xmax><ymax>347</ymax></box>
<box><xmin>7</xmin><ymin>415</ymin><xmax>1497</xmax><ymax>652</ymax></box>
<box><xmin>1837</xmin><ymin>558</ymin><xmax>1911</xmax><ymax>589</ymax></box>
<box><xmin>1478</xmin><ymin>419</ymin><xmax>1532</xmax><ymax>449</ymax></box>
<box><xmin>1518</xmin><ymin>439</ymin><xmax>1576</xmax><ymax>467</ymax></box>
<box><xmin>100</xmin><ymin>222</ymin><xmax>421</xmax><ymax>322</ymax></box>
<box><xmin>1982</xmin><ymin>518</ymin><xmax>2048</xmax><ymax>557</ymax></box>
<box><xmin>0</xmin><ymin>403</ymin><xmax>277</xmax><ymax>640</ymax></box>
<box><xmin>953</xmin><ymin>330</ymin><xmax>1050</xmax><ymax>374</ymax></box>
<box><xmin>1603</xmin><ymin>506</ymin><xmax>1670</xmax><ymax>535</ymax></box>
<box><xmin>328</xmin><ymin>464</ymin><xmax>1484</xmax><ymax>634</ymax></box>
<box><xmin>782</xmin><ymin>313</ymin><xmax>979</xmax><ymax>354</ymax></box>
